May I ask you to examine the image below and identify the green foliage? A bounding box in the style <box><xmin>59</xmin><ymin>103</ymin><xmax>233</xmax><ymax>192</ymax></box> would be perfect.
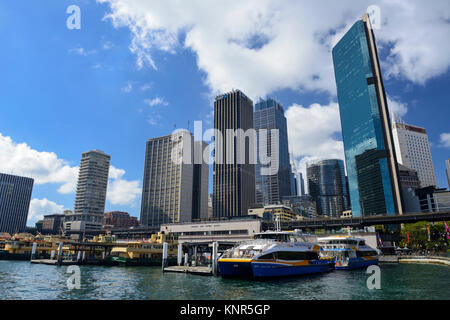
<box><xmin>399</xmin><ymin>221</ymin><xmax>449</xmax><ymax>252</ymax></box>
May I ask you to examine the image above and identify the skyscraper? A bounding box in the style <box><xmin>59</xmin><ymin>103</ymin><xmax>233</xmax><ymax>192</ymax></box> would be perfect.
<box><xmin>213</xmin><ymin>89</ymin><xmax>256</xmax><ymax>218</ymax></box>
<box><xmin>306</xmin><ymin>159</ymin><xmax>348</xmax><ymax>217</ymax></box>
<box><xmin>332</xmin><ymin>13</ymin><xmax>403</xmax><ymax>216</ymax></box>
<box><xmin>254</xmin><ymin>98</ymin><xmax>292</xmax><ymax>205</ymax></box>
<box><xmin>0</xmin><ymin>173</ymin><xmax>34</xmax><ymax>234</ymax></box>
<box><xmin>446</xmin><ymin>159</ymin><xmax>450</xmax><ymax>189</ymax></box>
<box><xmin>140</xmin><ymin>131</ymin><xmax>208</xmax><ymax>228</ymax></box>
<box><xmin>64</xmin><ymin>150</ymin><xmax>110</xmax><ymax>233</ymax></box>
<box><xmin>392</xmin><ymin>121</ymin><xmax>437</xmax><ymax>188</ymax></box>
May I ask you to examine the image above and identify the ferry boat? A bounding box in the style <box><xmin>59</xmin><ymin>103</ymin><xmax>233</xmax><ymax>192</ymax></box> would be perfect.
<box><xmin>218</xmin><ymin>230</ymin><xmax>330</xmax><ymax>278</ymax></box>
<box><xmin>318</xmin><ymin>236</ymin><xmax>379</xmax><ymax>270</ymax></box>
<box><xmin>104</xmin><ymin>232</ymin><xmax>178</xmax><ymax>266</ymax></box>
<box><xmin>0</xmin><ymin>234</ymin><xmax>67</xmax><ymax>260</ymax></box>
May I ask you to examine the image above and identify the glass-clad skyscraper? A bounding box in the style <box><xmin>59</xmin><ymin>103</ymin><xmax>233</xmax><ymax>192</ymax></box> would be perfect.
<box><xmin>255</xmin><ymin>98</ymin><xmax>292</xmax><ymax>205</ymax></box>
<box><xmin>306</xmin><ymin>159</ymin><xmax>348</xmax><ymax>217</ymax></box>
<box><xmin>332</xmin><ymin>13</ymin><xmax>403</xmax><ymax>216</ymax></box>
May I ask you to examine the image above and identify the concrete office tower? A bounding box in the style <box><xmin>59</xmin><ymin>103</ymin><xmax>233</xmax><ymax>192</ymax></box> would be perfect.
<box><xmin>254</xmin><ymin>98</ymin><xmax>292</xmax><ymax>205</ymax></box>
<box><xmin>332</xmin><ymin>13</ymin><xmax>403</xmax><ymax>217</ymax></box>
<box><xmin>306</xmin><ymin>159</ymin><xmax>348</xmax><ymax>218</ymax></box>
<box><xmin>392</xmin><ymin>121</ymin><xmax>437</xmax><ymax>188</ymax></box>
<box><xmin>446</xmin><ymin>159</ymin><xmax>450</xmax><ymax>189</ymax></box>
<box><xmin>213</xmin><ymin>90</ymin><xmax>256</xmax><ymax>218</ymax></box>
<box><xmin>140</xmin><ymin>131</ymin><xmax>208</xmax><ymax>228</ymax></box>
<box><xmin>0</xmin><ymin>173</ymin><xmax>34</xmax><ymax>234</ymax></box>
<box><xmin>64</xmin><ymin>150</ymin><xmax>110</xmax><ymax>233</ymax></box>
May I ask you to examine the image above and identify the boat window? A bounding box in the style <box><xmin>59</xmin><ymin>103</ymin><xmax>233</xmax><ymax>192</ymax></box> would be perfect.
<box><xmin>359</xmin><ymin>241</ymin><xmax>365</xmax><ymax>246</ymax></box>
<box><xmin>258</xmin><ymin>253</ymin><xmax>274</xmax><ymax>260</ymax></box>
<box><xmin>277</xmin><ymin>251</ymin><xmax>318</xmax><ymax>260</ymax></box>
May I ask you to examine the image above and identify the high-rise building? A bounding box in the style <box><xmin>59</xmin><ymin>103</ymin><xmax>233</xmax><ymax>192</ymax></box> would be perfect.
<box><xmin>0</xmin><ymin>173</ymin><xmax>34</xmax><ymax>235</ymax></box>
<box><xmin>42</xmin><ymin>214</ymin><xmax>65</xmax><ymax>235</ymax></box>
<box><xmin>213</xmin><ymin>90</ymin><xmax>256</xmax><ymax>218</ymax></box>
<box><xmin>254</xmin><ymin>98</ymin><xmax>292</xmax><ymax>205</ymax></box>
<box><xmin>332</xmin><ymin>13</ymin><xmax>403</xmax><ymax>217</ymax></box>
<box><xmin>306</xmin><ymin>159</ymin><xmax>348</xmax><ymax>217</ymax></box>
<box><xmin>64</xmin><ymin>150</ymin><xmax>110</xmax><ymax>233</ymax></box>
<box><xmin>140</xmin><ymin>131</ymin><xmax>208</xmax><ymax>228</ymax></box>
<box><xmin>392</xmin><ymin>121</ymin><xmax>437</xmax><ymax>188</ymax></box>
<box><xmin>446</xmin><ymin>159</ymin><xmax>450</xmax><ymax>189</ymax></box>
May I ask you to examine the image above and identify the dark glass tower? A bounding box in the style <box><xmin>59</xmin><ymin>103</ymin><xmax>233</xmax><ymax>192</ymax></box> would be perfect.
<box><xmin>213</xmin><ymin>90</ymin><xmax>256</xmax><ymax>218</ymax></box>
<box><xmin>254</xmin><ymin>98</ymin><xmax>292</xmax><ymax>205</ymax></box>
<box><xmin>0</xmin><ymin>173</ymin><xmax>34</xmax><ymax>234</ymax></box>
<box><xmin>306</xmin><ymin>159</ymin><xmax>348</xmax><ymax>217</ymax></box>
<box><xmin>332</xmin><ymin>13</ymin><xmax>403</xmax><ymax>216</ymax></box>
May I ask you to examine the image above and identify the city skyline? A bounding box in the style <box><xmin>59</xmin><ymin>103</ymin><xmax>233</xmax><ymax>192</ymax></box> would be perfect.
<box><xmin>0</xmin><ymin>1</ymin><xmax>448</xmax><ymax>225</ymax></box>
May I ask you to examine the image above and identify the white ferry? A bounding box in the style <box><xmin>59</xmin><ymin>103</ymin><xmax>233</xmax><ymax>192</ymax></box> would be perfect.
<box><xmin>218</xmin><ymin>230</ymin><xmax>330</xmax><ymax>278</ymax></box>
<box><xmin>318</xmin><ymin>235</ymin><xmax>379</xmax><ymax>270</ymax></box>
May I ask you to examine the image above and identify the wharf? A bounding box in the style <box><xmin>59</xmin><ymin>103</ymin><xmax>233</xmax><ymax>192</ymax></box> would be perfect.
<box><xmin>379</xmin><ymin>255</ymin><xmax>450</xmax><ymax>266</ymax></box>
<box><xmin>163</xmin><ymin>265</ymin><xmax>213</xmax><ymax>276</ymax></box>
<box><xmin>30</xmin><ymin>259</ymin><xmax>78</xmax><ymax>266</ymax></box>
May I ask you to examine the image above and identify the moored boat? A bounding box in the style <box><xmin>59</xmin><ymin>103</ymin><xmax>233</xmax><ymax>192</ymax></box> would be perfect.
<box><xmin>218</xmin><ymin>230</ymin><xmax>330</xmax><ymax>278</ymax></box>
<box><xmin>318</xmin><ymin>236</ymin><xmax>379</xmax><ymax>270</ymax></box>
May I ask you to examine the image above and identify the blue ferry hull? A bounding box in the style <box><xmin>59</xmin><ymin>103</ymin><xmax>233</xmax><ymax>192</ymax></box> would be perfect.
<box><xmin>218</xmin><ymin>261</ymin><xmax>253</xmax><ymax>277</ymax></box>
<box><xmin>335</xmin><ymin>258</ymin><xmax>378</xmax><ymax>270</ymax></box>
<box><xmin>251</xmin><ymin>261</ymin><xmax>330</xmax><ymax>278</ymax></box>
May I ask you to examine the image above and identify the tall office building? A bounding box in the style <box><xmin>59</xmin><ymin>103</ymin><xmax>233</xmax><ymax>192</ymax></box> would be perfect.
<box><xmin>332</xmin><ymin>13</ymin><xmax>403</xmax><ymax>217</ymax></box>
<box><xmin>306</xmin><ymin>159</ymin><xmax>348</xmax><ymax>217</ymax></box>
<box><xmin>0</xmin><ymin>173</ymin><xmax>34</xmax><ymax>234</ymax></box>
<box><xmin>392</xmin><ymin>121</ymin><xmax>437</xmax><ymax>188</ymax></box>
<box><xmin>140</xmin><ymin>131</ymin><xmax>208</xmax><ymax>227</ymax></box>
<box><xmin>446</xmin><ymin>159</ymin><xmax>450</xmax><ymax>189</ymax></box>
<box><xmin>254</xmin><ymin>98</ymin><xmax>292</xmax><ymax>205</ymax></box>
<box><xmin>64</xmin><ymin>150</ymin><xmax>110</xmax><ymax>233</ymax></box>
<box><xmin>213</xmin><ymin>90</ymin><xmax>256</xmax><ymax>218</ymax></box>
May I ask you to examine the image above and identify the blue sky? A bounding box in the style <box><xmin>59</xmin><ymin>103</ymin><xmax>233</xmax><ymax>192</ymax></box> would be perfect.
<box><xmin>0</xmin><ymin>1</ymin><xmax>448</xmax><ymax>226</ymax></box>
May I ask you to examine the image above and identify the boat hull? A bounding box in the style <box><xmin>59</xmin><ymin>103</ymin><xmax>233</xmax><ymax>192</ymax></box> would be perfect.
<box><xmin>105</xmin><ymin>256</ymin><xmax>177</xmax><ymax>267</ymax></box>
<box><xmin>251</xmin><ymin>260</ymin><xmax>330</xmax><ymax>278</ymax></box>
<box><xmin>218</xmin><ymin>259</ymin><xmax>253</xmax><ymax>277</ymax></box>
<box><xmin>335</xmin><ymin>257</ymin><xmax>378</xmax><ymax>270</ymax></box>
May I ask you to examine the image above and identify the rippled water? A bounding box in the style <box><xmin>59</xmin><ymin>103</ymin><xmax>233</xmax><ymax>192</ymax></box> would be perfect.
<box><xmin>0</xmin><ymin>261</ymin><xmax>448</xmax><ymax>300</ymax></box>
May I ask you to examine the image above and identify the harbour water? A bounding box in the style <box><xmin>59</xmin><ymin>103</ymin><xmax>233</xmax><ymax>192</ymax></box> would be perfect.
<box><xmin>0</xmin><ymin>261</ymin><xmax>448</xmax><ymax>300</ymax></box>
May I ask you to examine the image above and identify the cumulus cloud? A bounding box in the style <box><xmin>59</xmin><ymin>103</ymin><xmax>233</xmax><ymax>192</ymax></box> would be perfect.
<box><xmin>440</xmin><ymin>133</ymin><xmax>450</xmax><ymax>148</ymax></box>
<box><xmin>98</xmin><ymin>0</ymin><xmax>450</xmax><ymax>98</ymax></box>
<box><xmin>285</xmin><ymin>102</ymin><xmax>345</xmax><ymax>180</ymax></box>
<box><xmin>387</xmin><ymin>96</ymin><xmax>408</xmax><ymax>118</ymax></box>
<box><xmin>0</xmin><ymin>132</ymin><xmax>141</xmax><ymax>207</ymax></box>
<box><xmin>28</xmin><ymin>198</ymin><xmax>67</xmax><ymax>225</ymax></box>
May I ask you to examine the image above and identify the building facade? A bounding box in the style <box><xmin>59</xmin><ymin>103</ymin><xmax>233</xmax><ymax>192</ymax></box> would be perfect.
<box><xmin>254</xmin><ymin>98</ymin><xmax>292</xmax><ymax>205</ymax></box>
<box><xmin>213</xmin><ymin>90</ymin><xmax>256</xmax><ymax>218</ymax></box>
<box><xmin>64</xmin><ymin>150</ymin><xmax>111</xmax><ymax>233</ymax></box>
<box><xmin>332</xmin><ymin>13</ymin><xmax>403</xmax><ymax>217</ymax></box>
<box><xmin>392</xmin><ymin>121</ymin><xmax>437</xmax><ymax>188</ymax></box>
<box><xmin>42</xmin><ymin>214</ymin><xmax>65</xmax><ymax>235</ymax></box>
<box><xmin>140</xmin><ymin>131</ymin><xmax>208</xmax><ymax>228</ymax></box>
<box><xmin>103</xmin><ymin>211</ymin><xmax>139</xmax><ymax>229</ymax></box>
<box><xmin>306</xmin><ymin>159</ymin><xmax>348</xmax><ymax>218</ymax></box>
<box><xmin>282</xmin><ymin>195</ymin><xmax>317</xmax><ymax>219</ymax></box>
<box><xmin>446</xmin><ymin>159</ymin><xmax>450</xmax><ymax>189</ymax></box>
<box><xmin>0</xmin><ymin>173</ymin><xmax>34</xmax><ymax>235</ymax></box>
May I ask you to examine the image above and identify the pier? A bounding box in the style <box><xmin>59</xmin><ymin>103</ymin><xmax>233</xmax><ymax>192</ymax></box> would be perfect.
<box><xmin>379</xmin><ymin>255</ymin><xmax>450</xmax><ymax>266</ymax></box>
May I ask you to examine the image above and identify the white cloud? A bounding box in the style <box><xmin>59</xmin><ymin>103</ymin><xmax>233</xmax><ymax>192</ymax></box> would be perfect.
<box><xmin>68</xmin><ymin>47</ymin><xmax>96</xmax><ymax>56</ymax></box>
<box><xmin>0</xmin><ymin>133</ymin><xmax>79</xmax><ymax>194</ymax></box>
<box><xmin>107</xmin><ymin>178</ymin><xmax>141</xmax><ymax>206</ymax></box>
<box><xmin>121</xmin><ymin>81</ymin><xmax>133</xmax><ymax>93</ymax></box>
<box><xmin>98</xmin><ymin>0</ymin><xmax>450</xmax><ymax>98</ymax></box>
<box><xmin>440</xmin><ymin>133</ymin><xmax>450</xmax><ymax>148</ymax></box>
<box><xmin>285</xmin><ymin>102</ymin><xmax>345</xmax><ymax>179</ymax></box>
<box><xmin>0</xmin><ymin>132</ymin><xmax>141</xmax><ymax>208</ymax></box>
<box><xmin>387</xmin><ymin>96</ymin><xmax>408</xmax><ymax>118</ymax></box>
<box><xmin>28</xmin><ymin>198</ymin><xmax>66</xmax><ymax>225</ymax></box>
<box><xmin>144</xmin><ymin>97</ymin><xmax>169</xmax><ymax>107</ymax></box>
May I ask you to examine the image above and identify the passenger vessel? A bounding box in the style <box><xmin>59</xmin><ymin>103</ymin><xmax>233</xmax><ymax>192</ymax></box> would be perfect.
<box><xmin>104</xmin><ymin>232</ymin><xmax>178</xmax><ymax>266</ymax></box>
<box><xmin>218</xmin><ymin>230</ymin><xmax>330</xmax><ymax>278</ymax></box>
<box><xmin>318</xmin><ymin>236</ymin><xmax>379</xmax><ymax>270</ymax></box>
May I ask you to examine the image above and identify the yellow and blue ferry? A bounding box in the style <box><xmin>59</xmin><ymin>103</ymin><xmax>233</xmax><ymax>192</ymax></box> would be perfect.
<box><xmin>318</xmin><ymin>236</ymin><xmax>379</xmax><ymax>270</ymax></box>
<box><xmin>218</xmin><ymin>231</ymin><xmax>330</xmax><ymax>278</ymax></box>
